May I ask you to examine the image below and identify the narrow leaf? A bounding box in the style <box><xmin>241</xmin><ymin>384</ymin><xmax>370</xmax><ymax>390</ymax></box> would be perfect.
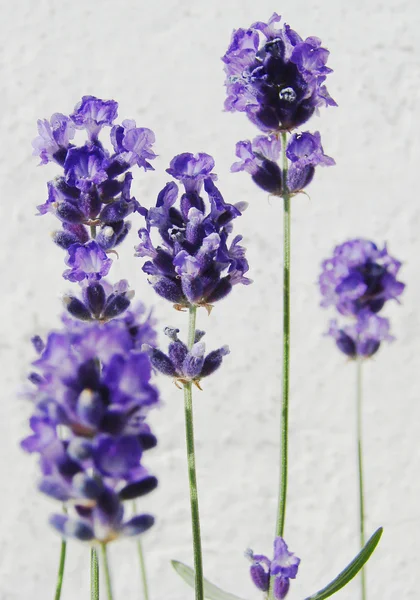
<box><xmin>171</xmin><ymin>560</ymin><xmax>247</xmax><ymax>600</ymax></box>
<box><xmin>304</xmin><ymin>527</ymin><xmax>383</xmax><ymax>600</ymax></box>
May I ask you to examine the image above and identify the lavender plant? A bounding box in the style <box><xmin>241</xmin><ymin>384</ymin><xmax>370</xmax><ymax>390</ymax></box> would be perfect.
<box><xmin>24</xmin><ymin>96</ymin><xmax>160</xmax><ymax>599</ymax></box>
<box><xmin>319</xmin><ymin>239</ymin><xmax>405</xmax><ymax>599</ymax></box>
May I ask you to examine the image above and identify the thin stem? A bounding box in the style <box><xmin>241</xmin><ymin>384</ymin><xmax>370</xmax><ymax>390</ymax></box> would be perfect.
<box><xmin>91</xmin><ymin>547</ymin><xmax>99</xmax><ymax>600</ymax></box>
<box><xmin>356</xmin><ymin>359</ymin><xmax>367</xmax><ymax>600</ymax></box>
<box><xmin>53</xmin><ymin>540</ymin><xmax>67</xmax><ymax>600</ymax></box>
<box><xmin>275</xmin><ymin>130</ymin><xmax>291</xmax><ymax>540</ymax></box>
<box><xmin>90</xmin><ymin>225</ymin><xmax>97</xmax><ymax>239</ymax></box>
<box><xmin>132</xmin><ymin>501</ymin><xmax>150</xmax><ymax>600</ymax></box>
<box><xmin>183</xmin><ymin>305</ymin><xmax>204</xmax><ymax>600</ymax></box>
<box><xmin>101</xmin><ymin>544</ymin><xmax>114</xmax><ymax>600</ymax></box>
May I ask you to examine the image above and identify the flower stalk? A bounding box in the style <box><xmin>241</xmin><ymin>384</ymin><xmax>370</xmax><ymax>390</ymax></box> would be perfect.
<box><xmin>54</xmin><ymin>539</ymin><xmax>67</xmax><ymax>600</ymax></box>
<box><xmin>275</xmin><ymin>131</ymin><xmax>291</xmax><ymax>540</ymax></box>
<box><xmin>356</xmin><ymin>358</ymin><xmax>367</xmax><ymax>600</ymax></box>
<box><xmin>101</xmin><ymin>544</ymin><xmax>114</xmax><ymax>600</ymax></box>
<box><xmin>91</xmin><ymin>547</ymin><xmax>99</xmax><ymax>600</ymax></box>
<box><xmin>183</xmin><ymin>305</ymin><xmax>204</xmax><ymax>600</ymax></box>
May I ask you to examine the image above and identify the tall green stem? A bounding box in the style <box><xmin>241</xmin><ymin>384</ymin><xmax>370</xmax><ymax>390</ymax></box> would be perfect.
<box><xmin>53</xmin><ymin>540</ymin><xmax>67</xmax><ymax>600</ymax></box>
<box><xmin>91</xmin><ymin>547</ymin><xmax>99</xmax><ymax>600</ymax></box>
<box><xmin>133</xmin><ymin>501</ymin><xmax>150</xmax><ymax>600</ymax></box>
<box><xmin>101</xmin><ymin>544</ymin><xmax>114</xmax><ymax>600</ymax></box>
<box><xmin>356</xmin><ymin>359</ymin><xmax>367</xmax><ymax>600</ymax></box>
<box><xmin>183</xmin><ymin>305</ymin><xmax>204</xmax><ymax>600</ymax></box>
<box><xmin>274</xmin><ymin>131</ymin><xmax>291</xmax><ymax>540</ymax></box>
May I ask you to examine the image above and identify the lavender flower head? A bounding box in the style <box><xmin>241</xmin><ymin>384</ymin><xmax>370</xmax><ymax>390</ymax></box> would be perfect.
<box><xmin>33</xmin><ymin>96</ymin><xmax>157</xmax><ymax>269</ymax></box>
<box><xmin>232</xmin><ymin>131</ymin><xmax>334</xmax><ymax>195</ymax></box>
<box><xmin>247</xmin><ymin>537</ymin><xmax>300</xmax><ymax>599</ymax></box>
<box><xmin>319</xmin><ymin>239</ymin><xmax>405</xmax><ymax>317</ymax></box>
<box><xmin>136</xmin><ymin>152</ymin><xmax>251</xmax><ymax>309</ymax></box>
<box><xmin>144</xmin><ymin>327</ymin><xmax>229</xmax><ymax>388</ymax></box>
<box><xmin>21</xmin><ymin>310</ymin><xmax>158</xmax><ymax>543</ymax></box>
<box><xmin>222</xmin><ymin>13</ymin><xmax>336</xmax><ymax>132</ymax></box>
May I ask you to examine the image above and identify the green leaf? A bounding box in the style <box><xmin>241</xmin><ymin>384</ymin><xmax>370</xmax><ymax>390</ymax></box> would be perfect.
<box><xmin>171</xmin><ymin>560</ymin><xmax>247</xmax><ymax>600</ymax></box>
<box><xmin>304</xmin><ymin>527</ymin><xmax>383</xmax><ymax>600</ymax></box>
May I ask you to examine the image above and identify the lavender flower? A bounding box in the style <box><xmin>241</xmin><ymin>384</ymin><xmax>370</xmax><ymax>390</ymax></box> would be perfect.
<box><xmin>144</xmin><ymin>327</ymin><xmax>229</xmax><ymax>388</ymax></box>
<box><xmin>21</xmin><ymin>311</ymin><xmax>159</xmax><ymax>543</ymax></box>
<box><xmin>63</xmin><ymin>241</ymin><xmax>112</xmax><ymax>282</ymax></box>
<box><xmin>34</xmin><ymin>96</ymin><xmax>156</xmax><ymax>259</ymax></box>
<box><xmin>222</xmin><ymin>13</ymin><xmax>336</xmax><ymax>132</ymax></box>
<box><xmin>319</xmin><ymin>239</ymin><xmax>405</xmax><ymax>317</ymax></box>
<box><xmin>246</xmin><ymin>537</ymin><xmax>300</xmax><ymax>599</ymax></box>
<box><xmin>136</xmin><ymin>153</ymin><xmax>251</xmax><ymax>309</ymax></box>
<box><xmin>232</xmin><ymin>131</ymin><xmax>334</xmax><ymax>195</ymax></box>
<box><xmin>328</xmin><ymin>312</ymin><xmax>393</xmax><ymax>358</ymax></box>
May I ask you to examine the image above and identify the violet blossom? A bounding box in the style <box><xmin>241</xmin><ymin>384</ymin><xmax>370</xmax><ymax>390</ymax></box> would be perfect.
<box><xmin>328</xmin><ymin>311</ymin><xmax>393</xmax><ymax>359</ymax></box>
<box><xmin>222</xmin><ymin>13</ymin><xmax>336</xmax><ymax>132</ymax></box>
<box><xmin>136</xmin><ymin>152</ymin><xmax>251</xmax><ymax>308</ymax></box>
<box><xmin>246</xmin><ymin>537</ymin><xmax>300</xmax><ymax>599</ymax></box>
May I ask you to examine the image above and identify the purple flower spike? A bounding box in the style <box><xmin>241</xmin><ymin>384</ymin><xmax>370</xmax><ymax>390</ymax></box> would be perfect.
<box><xmin>32</xmin><ymin>113</ymin><xmax>75</xmax><ymax>165</ymax></box>
<box><xmin>222</xmin><ymin>13</ymin><xmax>336</xmax><ymax>132</ymax></box>
<box><xmin>70</xmin><ymin>95</ymin><xmax>118</xmax><ymax>139</ymax></box>
<box><xmin>319</xmin><ymin>239</ymin><xmax>405</xmax><ymax>317</ymax></box>
<box><xmin>247</xmin><ymin>538</ymin><xmax>299</xmax><ymax>599</ymax></box>
<box><xmin>286</xmin><ymin>131</ymin><xmax>335</xmax><ymax>168</ymax></box>
<box><xmin>138</xmin><ymin>153</ymin><xmax>250</xmax><ymax>308</ymax></box>
<box><xmin>166</xmin><ymin>153</ymin><xmax>217</xmax><ymax>193</ymax></box>
<box><xmin>64</xmin><ymin>241</ymin><xmax>112</xmax><ymax>282</ymax></box>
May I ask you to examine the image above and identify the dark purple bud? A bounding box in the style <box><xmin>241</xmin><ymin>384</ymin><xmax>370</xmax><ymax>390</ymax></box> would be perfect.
<box><xmin>96</xmin><ymin>225</ymin><xmax>117</xmax><ymax>250</ymax></box>
<box><xmin>56</xmin><ymin>202</ymin><xmax>85</xmax><ymax>224</ymax></box>
<box><xmin>31</xmin><ymin>335</ymin><xmax>45</xmax><ymax>354</ymax></box>
<box><xmin>113</xmin><ymin>222</ymin><xmax>131</xmax><ymax>247</ymax></box>
<box><xmin>194</xmin><ymin>330</ymin><xmax>206</xmax><ymax>343</ymax></box>
<box><xmin>201</xmin><ymin>346</ymin><xmax>230</xmax><ymax>377</ymax></box>
<box><xmin>358</xmin><ymin>339</ymin><xmax>380</xmax><ymax>357</ymax></box>
<box><xmin>72</xmin><ymin>473</ymin><xmax>103</xmax><ymax>499</ymax></box>
<box><xmin>63</xmin><ymin>296</ymin><xmax>92</xmax><ymax>321</ymax></box>
<box><xmin>99</xmin><ymin>178</ymin><xmax>124</xmax><ymax>199</ymax></box>
<box><xmin>206</xmin><ymin>278</ymin><xmax>232</xmax><ymax>303</ymax></box>
<box><xmin>149</xmin><ymin>276</ymin><xmax>184</xmax><ymax>303</ymax></box>
<box><xmin>28</xmin><ymin>372</ymin><xmax>43</xmax><ymax>385</ymax></box>
<box><xmin>102</xmin><ymin>293</ymin><xmax>131</xmax><ymax>320</ymax></box>
<box><xmin>168</xmin><ymin>340</ymin><xmax>188</xmax><ymax>374</ymax></box>
<box><xmin>250</xmin><ymin>564</ymin><xmax>270</xmax><ymax>592</ymax></box>
<box><xmin>119</xmin><ymin>476</ymin><xmax>158</xmax><ymax>500</ymax></box>
<box><xmin>99</xmin><ymin>199</ymin><xmax>133</xmax><ymax>224</ymax></box>
<box><xmin>181</xmin><ymin>276</ymin><xmax>204</xmax><ymax>304</ymax></box>
<box><xmin>182</xmin><ymin>343</ymin><xmax>205</xmax><ymax>378</ymax></box>
<box><xmin>273</xmin><ymin>576</ymin><xmax>290</xmax><ymax>600</ymax></box>
<box><xmin>138</xmin><ymin>432</ymin><xmax>158</xmax><ymax>450</ymax></box>
<box><xmin>252</xmin><ymin>159</ymin><xmax>283</xmax><ymax>195</ymax></box>
<box><xmin>287</xmin><ymin>165</ymin><xmax>314</xmax><ymax>192</ymax></box>
<box><xmin>85</xmin><ymin>283</ymin><xmax>106</xmax><ymax>317</ymax></box>
<box><xmin>336</xmin><ymin>332</ymin><xmax>357</xmax><ymax>358</ymax></box>
<box><xmin>53</xmin><ymin>230</ymin><xmax>81</xmax><ymax>249</ymax></box>
<box><xmin>164</xmin><ymin>327</ymin><xmax>180</xmax><ymax>341</ymax></box>
<box><xmin>122</xmin><ymin>514</ymin><xmax>155</xmax><ymax>537</ymax></box>
<box><xmin>148</xmin><ymin>348</ymin><xmax>177</xmax><ymax>377</ymax></box>
<box><xmin>76</xmin><ymin>389</ymin><xmax>105</xmax><ymax>428</ymax></box>
<box><xmin>49</xmin><ymin>514</ymin><xmax>94</xmax><ymax>541</ymax></box>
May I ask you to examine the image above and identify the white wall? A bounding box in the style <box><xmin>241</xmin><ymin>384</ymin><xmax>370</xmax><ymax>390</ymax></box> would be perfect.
<box><xmin>0</xmin><ymin>0</ymin><xmax>419</xmax><ymax>598</ymax></box>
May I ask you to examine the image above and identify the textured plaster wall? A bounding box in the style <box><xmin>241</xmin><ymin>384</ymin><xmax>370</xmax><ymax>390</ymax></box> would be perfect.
<box><xmin>0</xmin><ymin>0</ymin><xmax>419</xmax><ymax>598</ymax></box>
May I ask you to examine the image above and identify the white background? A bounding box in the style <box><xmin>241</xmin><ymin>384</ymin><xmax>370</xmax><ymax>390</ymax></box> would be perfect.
<box><xmin>0</xmin><ymin>0</ymin><xmax>419</xmax><ymax>598</ymax></box>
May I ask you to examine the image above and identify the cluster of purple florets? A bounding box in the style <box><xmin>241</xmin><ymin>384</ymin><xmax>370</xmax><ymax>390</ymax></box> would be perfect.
<box><xmin>223</xmin><ymin>13</ymin><xmax>336</xmax><ymax>196</ymax></box>
<box><xmin>24</xmin><ymin>96</ymin><xmax>161</xmax><ymax>544</ymax></box>
<box><xmin>135</xmin><ymin>152</ymin><xmax>251</xmax><ymax>309</ymax></box>
<box><xmin>33</xmin><ymin>95</ymin><xmax>157</xmax><ymax>321</ymax></box>
<box><xmin>246</xmin><ymin>537</ymin><xmax>300</xmax><ymax>600</ymax></box>
<box><xmin>319</xmin><ymin>239</ymin><xmax>405</xmax><ymax>358</ymax></box>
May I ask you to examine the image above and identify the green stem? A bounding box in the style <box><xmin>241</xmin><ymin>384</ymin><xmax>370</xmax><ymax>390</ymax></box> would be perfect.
<box><xmin>183</xmin><ymin>305</ymin><xmax>204</xmax><ymax>600</ymax></box>
<box><xmin>90</xmin><ymin>225</ymin><xmax>97</xmax><ymax>239</ymax></box>
<box><xmin>53</xmin><ymin>540</ymin><xmax>67</xmax><ymax>600</ymax></box>
<box><xmin>133</xmin><ymin>501</ymin><xmax>150</xmax><ymax>600</ymax></box>
<box><xmin>101</xmin><ymin>544</ymin><xmax>114</xmax><ymax>600</ymax></box>
<box><xmin>91</xmin><ymin>547</ymin><xmax>99</xmax><ymax>600</ymax></box>
<box><xmin>356</xmin><ymin>359</ymin><xmax>367</xmax><ymax>600</ymax></box>
<box><xmin>275</xmin><ymin>130</ymin><xmax>291</xmax><ymax>540</ymax></box>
